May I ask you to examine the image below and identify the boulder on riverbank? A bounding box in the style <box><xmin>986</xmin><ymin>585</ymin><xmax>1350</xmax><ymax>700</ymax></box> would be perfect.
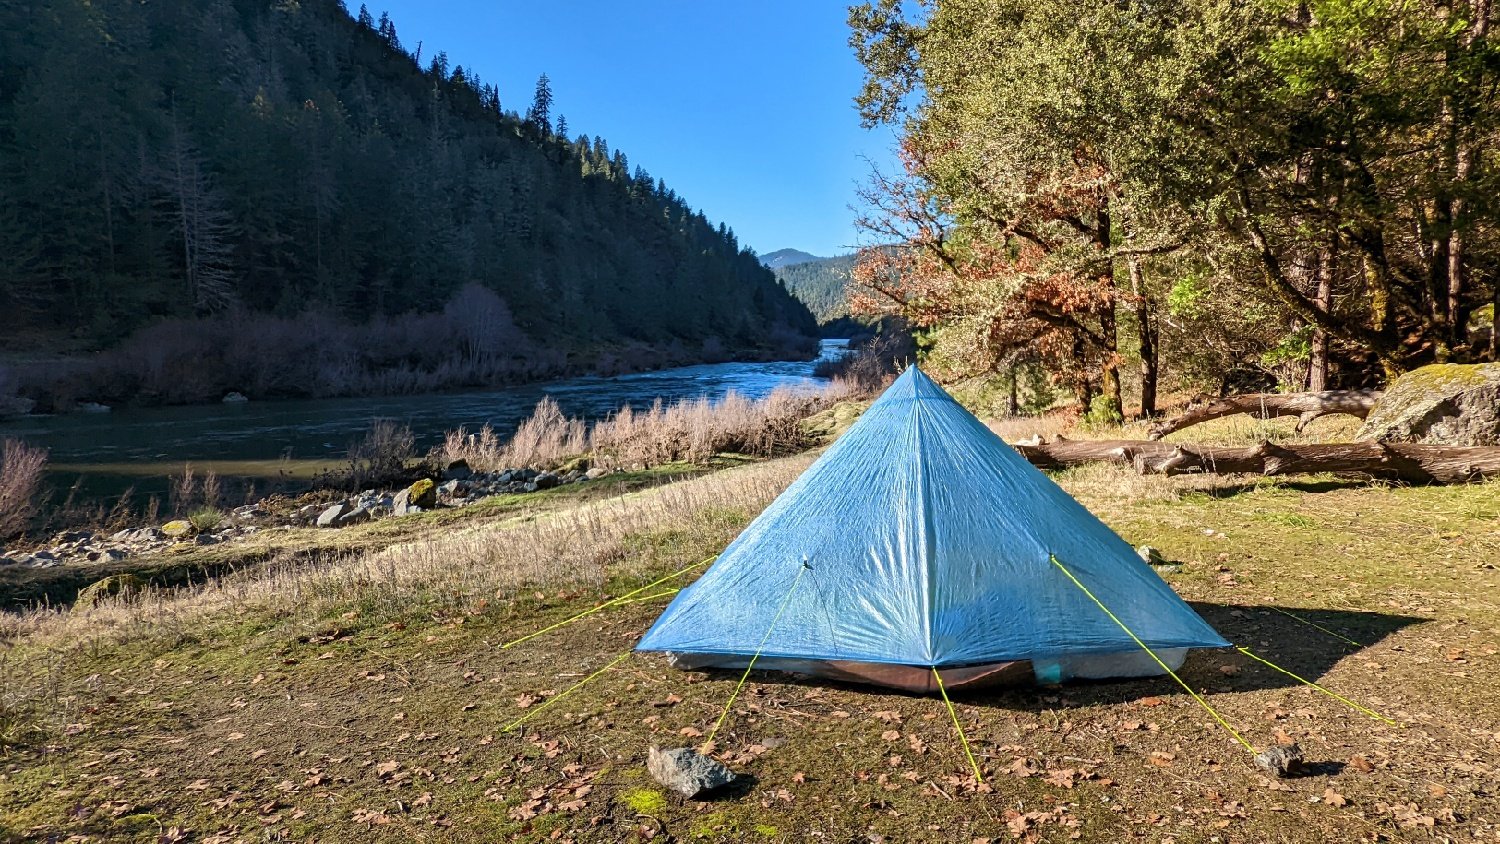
<box><xmin>1358</xmin><ymin>363</ymin><xmax>1500</xmax><ymax>446</ymax></box>
<box><xmin>74</xmin><ymin>573</ymin><xmax>144</xmax><ymax>610</ymax></box>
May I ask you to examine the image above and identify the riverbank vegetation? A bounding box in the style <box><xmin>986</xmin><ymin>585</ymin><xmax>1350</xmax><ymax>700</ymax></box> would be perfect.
<box><xmin>848</xmin><ymin>0</ymin><xmax>1500</xmax><ymax>418</ymax></box>
<box><xmin>0</xmin><ymin>0</ymin><xmax>816</xmax><ymax>412</ymax></box>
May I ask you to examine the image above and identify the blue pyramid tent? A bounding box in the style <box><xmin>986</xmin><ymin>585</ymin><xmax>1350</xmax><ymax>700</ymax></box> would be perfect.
<box><xmin>635</xmin><ymin>366</ymin><xmax>1228</xmax><ymax>691</ymax></box>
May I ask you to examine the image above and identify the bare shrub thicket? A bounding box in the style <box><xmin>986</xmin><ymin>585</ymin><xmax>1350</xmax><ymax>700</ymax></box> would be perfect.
<box><xmin>0</xmin><ymin>438</ymin><xmax>47</xmax><ymax>540</ymax></box>
<box><xmin>813</xmin><ymin>330</ymin><xmax>914</xmax><ymax>391</ymax></box>
<box><xmin>345</xmin><ymin>420</ymin><xmax>417</xmax><ymax>489</ymax></box>
<box><xmin>442</xmin><ymin>379</ymin><xmax>867</xmax><ymax>472</ymax></box>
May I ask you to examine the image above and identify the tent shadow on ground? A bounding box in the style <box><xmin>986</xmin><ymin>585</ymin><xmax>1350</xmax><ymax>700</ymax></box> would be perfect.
<box><xmin>687</xmin><ymin>603</ymin><xmax>1426</xmax><ymax>710</ymax></box>
<box><xmin>1189</xmin><ymin>478</ymin><xmax>1382</xmax><ymax>499</ymax></box>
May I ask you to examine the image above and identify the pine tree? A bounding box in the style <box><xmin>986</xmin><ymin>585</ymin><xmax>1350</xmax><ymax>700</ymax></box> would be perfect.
<box><xmin>356</xmin><ymin>4</ymin><xmax>373</xmax><ymax>28</ymax></box>
<box><xmin>555</xmin><ymin>114</ymin><xmax>568</xmax><ymax>138</ymax></box>
<box><xmin>525</xmin><ymin>73</ymin><xmax>553</xmax><ymax>136</ymax></box>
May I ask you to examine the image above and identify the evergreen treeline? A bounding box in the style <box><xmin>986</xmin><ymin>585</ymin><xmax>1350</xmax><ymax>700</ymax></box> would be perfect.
<box><xmin>773</xmin><ymin>255</ymin><xmax>857</xmax><ymax>324</ymax></box>
<box><xmin>0</xmin><ymin>0</ymin><xmax>816</xmax><ymax>405</ymax></box>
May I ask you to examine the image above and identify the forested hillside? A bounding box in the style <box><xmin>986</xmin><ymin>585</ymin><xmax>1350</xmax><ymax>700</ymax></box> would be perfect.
<box><xmin>768</xmin><ymin>253</ymin><xmax>857</xmax><ymax>323</ymax></box>
<box><xmin>0</xmin><ymin>0</ymin><xmax>816</xmax><ymax>406</ymax></box>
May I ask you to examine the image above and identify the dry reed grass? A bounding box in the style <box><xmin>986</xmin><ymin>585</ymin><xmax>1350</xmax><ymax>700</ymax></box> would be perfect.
<box><xmin>441</xmin><ymin>379</ymin><xmax>865</xmax><ymax>472</ymax></box>
<box><xmin>0</xmin><ymin>438</ymin><xmax>47</xmax><ymax>540</ymax></box>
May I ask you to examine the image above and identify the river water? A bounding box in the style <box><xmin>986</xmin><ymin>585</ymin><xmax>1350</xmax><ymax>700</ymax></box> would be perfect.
<box><xmin>1</xmin><ymin>340</ymin><xmax>849</xmax><ymax>500</ymax></box>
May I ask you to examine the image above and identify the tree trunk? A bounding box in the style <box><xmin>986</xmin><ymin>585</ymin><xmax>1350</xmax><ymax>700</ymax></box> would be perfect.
<box><xmin>1147</xmin><ymin>389</ymin><xmax>1382</xmax><ymax>440</ymax></box>
<box><xmin>1129</xmin><ymin>257</ymin><xmax>1158</xmax><ymax>418</ymax></box>
<box><xmin>1012</xmin><ymin>437</ymin><xmax>1500</xmax><ymax>484</ymax></box>
<box><xmin>1308</xmin><ymin>241</ymin><xmax>1334</xmax><ymax>391</ymax></box>
<box><xmin>1096</xmin><ymin>201</ymin><xmax>1122</xmax><ymax>418</ymax></box>
<box><xmin>1007</xmin><ymin>359</ymin><xmax>1020</xmax><ymax>416</ymax></box>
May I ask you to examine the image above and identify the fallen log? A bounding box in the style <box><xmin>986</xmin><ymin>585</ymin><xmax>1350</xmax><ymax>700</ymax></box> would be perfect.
<box><xmin>1012</xmin><ymin>436</ymin><xmax>1500</xmax><ymax>484</ymax></box>
<box><xmin>1148</xmin><ymin>390</ymin><xmax>1383</xmax><ymax>440</ymax></box>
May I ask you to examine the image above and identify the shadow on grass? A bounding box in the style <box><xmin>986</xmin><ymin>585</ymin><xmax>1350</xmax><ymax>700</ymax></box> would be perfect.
<box><xmin>683</xmin><ymin>603</ymin><xmax>1425</xmax><ymax>709</ymax></box>
<box><xmin>1192</xmin><ymin>477</ymin><xmax>1392</xmax><ymax>498</ymax></box>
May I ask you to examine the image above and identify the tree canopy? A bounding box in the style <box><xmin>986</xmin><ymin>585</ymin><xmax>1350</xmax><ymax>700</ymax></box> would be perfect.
<box><xmin>850</xmin><ymin>0</ymin><xmax>1500</xmax><ymax>414</ymax></box>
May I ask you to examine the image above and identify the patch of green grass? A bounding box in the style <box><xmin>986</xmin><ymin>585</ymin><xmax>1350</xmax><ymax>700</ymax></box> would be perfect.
<box><xmin>620</xmin><ymin>787</ymin><xmax>668</xmax><ymax>814</ymax></box>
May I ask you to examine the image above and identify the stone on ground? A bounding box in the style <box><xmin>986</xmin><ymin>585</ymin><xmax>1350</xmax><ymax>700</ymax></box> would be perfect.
<box><xmin>1254</xmin><ymin>743</ymin><xmax>1305</xmax><ymax>778</ymax></box>
<box><xmin>646</xmin><ymin>746</ymin><xmax>738</xmax><ymax>798</ymax></box>
<box><xmin>74</xmin><ymin>573</ymin><xmax>145</xmax><ymax>611</ymax></box>
<box><xmin>407</xmin><ymin>478</ymin><xmax>437</xmax><ymax>509</ymax></box>
<box><xmin>161</xmin><ymin>520</ymin><xmax>193</xmax><ymax>539</ymax></box>
<box><xmin>1358</xmin><ymin>363</ymin><xmax>1500</xmax><ymax>446</ymax></box>
<box><xmin>316</xmin><ymin>502</ymin><xmax>349</xmax><ymax>528</ymax></box>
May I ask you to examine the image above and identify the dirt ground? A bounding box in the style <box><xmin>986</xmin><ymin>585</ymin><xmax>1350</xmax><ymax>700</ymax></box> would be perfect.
<box><xmin>2</xmin><ymin>463</ymin><xmax>1498</xmax><ymax>843</ymax></box>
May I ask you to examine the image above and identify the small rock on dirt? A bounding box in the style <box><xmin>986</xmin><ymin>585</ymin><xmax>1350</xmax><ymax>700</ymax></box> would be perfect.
<box><xmin>161</xmin><ymin>520</ymin><xmax>193</xmax><ymax>538</ymax></box>
<box><xmin>1254</xmin><ymin>742</ymin><xmax>1305</xmax><ymax>778</ymax></box>
<box><xmin>646</xmin><ymin>746</ymin><xmax>738</xmax><ymax>798</ymax></box>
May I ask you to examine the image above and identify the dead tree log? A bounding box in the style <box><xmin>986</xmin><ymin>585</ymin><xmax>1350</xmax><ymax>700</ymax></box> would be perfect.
<box><xmin>1148</xmin><ymin>390</ymin><xmax>1383</xmax><ymax>440</ymax></box>
<box><xmin>1012</xmin><ymin>436</ymin><xmax>1500</xmax><ymax>484</ymax></box>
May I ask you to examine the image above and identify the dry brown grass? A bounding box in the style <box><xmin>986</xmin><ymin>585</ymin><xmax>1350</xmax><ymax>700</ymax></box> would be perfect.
<box><xmin>0</xmin><ymin>438</ymin><xmax>46</xmax><ymax>540</ymax></box>
<box><xmin>441</xmin><ymin>380</ymin><xmax>866</xmax><ymax>472</ymax></box>
<box><xmin>0</xmin><ymin>455</ymin><xmax>813</xmax><ymax>652</ymax></box>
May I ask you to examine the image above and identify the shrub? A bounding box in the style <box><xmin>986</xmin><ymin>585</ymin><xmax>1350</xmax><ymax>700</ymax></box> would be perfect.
<box><xmin>187</xmin><ymin>508</ymin><xmax>223</xmax><ymax>533</ymax></box>
<box><xmin>346</xmin><ymin>420</ymin><xmax>417</xmax><ymax>489</ymax></box>
<box><xmin>0</xmin><ymin>439</ymin><xmax>47</xmax><ymax>540</ymax></box>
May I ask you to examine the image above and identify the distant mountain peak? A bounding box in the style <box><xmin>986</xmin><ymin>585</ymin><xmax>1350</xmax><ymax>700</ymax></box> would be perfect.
<box><xmin>760</xmin><ymin>248</ymin><xmax>825</xmax><ymax>270</ymax></box>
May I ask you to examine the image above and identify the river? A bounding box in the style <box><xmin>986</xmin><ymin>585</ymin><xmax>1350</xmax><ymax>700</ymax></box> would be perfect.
<box><xmin>0</xmin><ymin>340</ymin><xmax>850</xmax><ymax>502</ymax></box>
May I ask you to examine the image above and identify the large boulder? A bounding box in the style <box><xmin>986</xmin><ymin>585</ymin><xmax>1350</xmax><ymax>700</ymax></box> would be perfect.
<box><xmin>406</xmin><ymin>478</ymin><xmax>437</xmax><ymax>509</ymax></box>
<box><xmin>1358</xmin><ymin>363</ymin><xmax>1500</xmax><ymax>446</ymax></box>
<box><xmin>74</xmin><ymin>573</ymin><xmax>145</xmax><ymax>610</ymax></box>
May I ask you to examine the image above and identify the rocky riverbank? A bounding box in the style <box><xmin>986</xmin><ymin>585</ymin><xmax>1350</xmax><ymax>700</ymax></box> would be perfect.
<box><xmin>0</xmin><ymin>460</ymin><xmax>613</xmax><ymax>572</ymax></box>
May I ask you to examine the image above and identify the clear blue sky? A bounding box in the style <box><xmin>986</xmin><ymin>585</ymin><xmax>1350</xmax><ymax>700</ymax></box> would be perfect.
<box><xmin>363</xmin><ymin>1</ymin><xmax>896</xmax><ymax>258</ymax></box>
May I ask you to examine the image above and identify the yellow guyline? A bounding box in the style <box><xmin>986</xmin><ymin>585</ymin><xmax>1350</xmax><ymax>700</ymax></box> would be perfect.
<box><xmin>501</xmin><ymin>556</ymin><xmax>714</xmax><ymax>649</ymax></box>
<box><xmin>1269</xmin><ymin>606</ymin><xmax>1366</xmax><ymax>648</ymax></box>
<box><xmin>504</xmin><ymin>653</ymin><xmax>632</xmax><ymax>732</ymax></box>
<box><xmin>1048</xmin><ymin>554</ymin><xmax>1256</xmax><ymax>754</ymax></box>
<box><xmin>701</xmin><ymin>562</ymin><xmax>810</xmax><ymax>750</ymax></box>
<box><xmin>1236</xmin><ymin>646</ymin><xmax>1398</xmax><ymax>725</ymax></box>
<box><xmin>932</xmin><ymin>667</ymin><xmax>985</xmax><ymax>783</ymax></box>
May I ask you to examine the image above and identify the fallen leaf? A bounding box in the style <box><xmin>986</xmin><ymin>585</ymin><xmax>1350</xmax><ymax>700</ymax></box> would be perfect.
<box><xmin>1323</xmin><ymin>788</ymin><xmax>1348</xmax><ymax>807</ymax></box>
<box><xmin>376</xmin><ymin>760</ymin><xmax>400</xmax><ymax>777</ymax></box>
<box><xmin>1348</xmin><ymin>755</ymin><xmax>1375</xmax><ymax>773</ymax></box>
<box><xmin>1140</xmin><ymin>697</ymin><xmax>1164</xmax><ymax>708</ymax></box>
<box><xmin>881</xmin><ymin>730</ymin><xmax>901</xmax><ymax>741</ymax></box>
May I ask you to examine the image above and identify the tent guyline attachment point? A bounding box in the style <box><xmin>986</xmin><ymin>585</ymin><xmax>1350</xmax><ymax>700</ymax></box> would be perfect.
<box><xmin>501</xmin><ymin>556</ymin><xmax>715</xmax><ymax>650</ymax></box>
<box><xmin>1049</xmin><ymin>553</ymin><xmax>1256</xmax><ymax>755</ymax></box>
<box><xmin>700</xmin><ymin>562</ymin><xmax>811</xmax><ymax>752</ymax></box>
<box><xmin>1235</xmin><ymin>646</ymin><xmax>1398</xmax><ymax>726</ymax></box>
<box><xmin>503</xmin><ymin>652</ymin><xmax>631</xmax><ymax>732</ymax></box>
<box><xmin>932</xmin><ymin>667</ymin><xmax>984</xmax><ymax>783</ymax></box>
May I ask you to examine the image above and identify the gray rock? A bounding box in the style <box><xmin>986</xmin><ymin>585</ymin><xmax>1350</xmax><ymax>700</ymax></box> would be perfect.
<box><xmin>0</xmin><ymin>556</ymin><xmax>17</xmax><ymax>566</ymax></box>
<box><xmin>533</xmin><ymin>472</ymin><xmax>560</xmax><ymax>490</ymax></box>
<box><xmin>523</xmin><ymin>481</ymin><xmax>539</xmax><ymax>493</ymax></box>
<box><xmin>32</xmin><ymin>550</ymin><xmax>55</xmax><ymax>561</ymax></box>
<box><xmin>195</xmin><ymin>533</ymin><xmax>220</xmax><ymax>546</ymax></box>
<box><xmin>222</xmin><ymin>391</ymin><xmax>250</xmax><ymax>403</ymax></box>
<box><xmin>438</xmin><ymin>479</ymin><xmax>466</xmax><ymax>497</ymax></box>
<box><xmin>316</xmin><ymin>503</ymin><xmax>350</xmax><ymax>528</ymax></box>
<box><xmin>391</xmin><ymin>488</ymin><xmax>414</xmax><ymax>516</ymax></box>
<box><xmin>1254</xmin><ymin>743</ymin><xmax>1304</xmax><ymax>778</ymax></box>
<box><xmin>78</xmin><ymin>401</ymin><xmax>111</xmax><ymax>414</ymax></box>
<box><xmin>337</xmin><ymin>506</ymin><xmax>372</xmax><ymax>526</ymax></box>
<box><xmin>584</xmin><ymin>467</ymin><xmax>609</xmax><ymax>480</ymax></box>
<box><xmin>1358</xmin><ymin>363</ymin><xmax>1500</xmax><ymax>446</ymax></box>
<box><xmin>646</xmin><ymin>746</ymin><xmax>738</xmax><ymax>798</ymax></box>
<box><xmin>496</xmin><ymin>470</ymin><xmax>516</xmax><ymax>484</ymax></box>
<box><xmin>443</xmin><ymin>459</ymin><xmax>473</xmax><ymax>481</ymax></box>
<box><xmin>1136</xmin><ymin>545</ymin><xmax>1166</xmax><ymax>566</ymax></box>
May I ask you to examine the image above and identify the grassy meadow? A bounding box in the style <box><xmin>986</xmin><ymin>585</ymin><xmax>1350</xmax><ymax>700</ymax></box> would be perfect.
<box><xmin>1</xmin><ymin>409</ymin><xmax>1498</xmax><ymax>843</ymax></box>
